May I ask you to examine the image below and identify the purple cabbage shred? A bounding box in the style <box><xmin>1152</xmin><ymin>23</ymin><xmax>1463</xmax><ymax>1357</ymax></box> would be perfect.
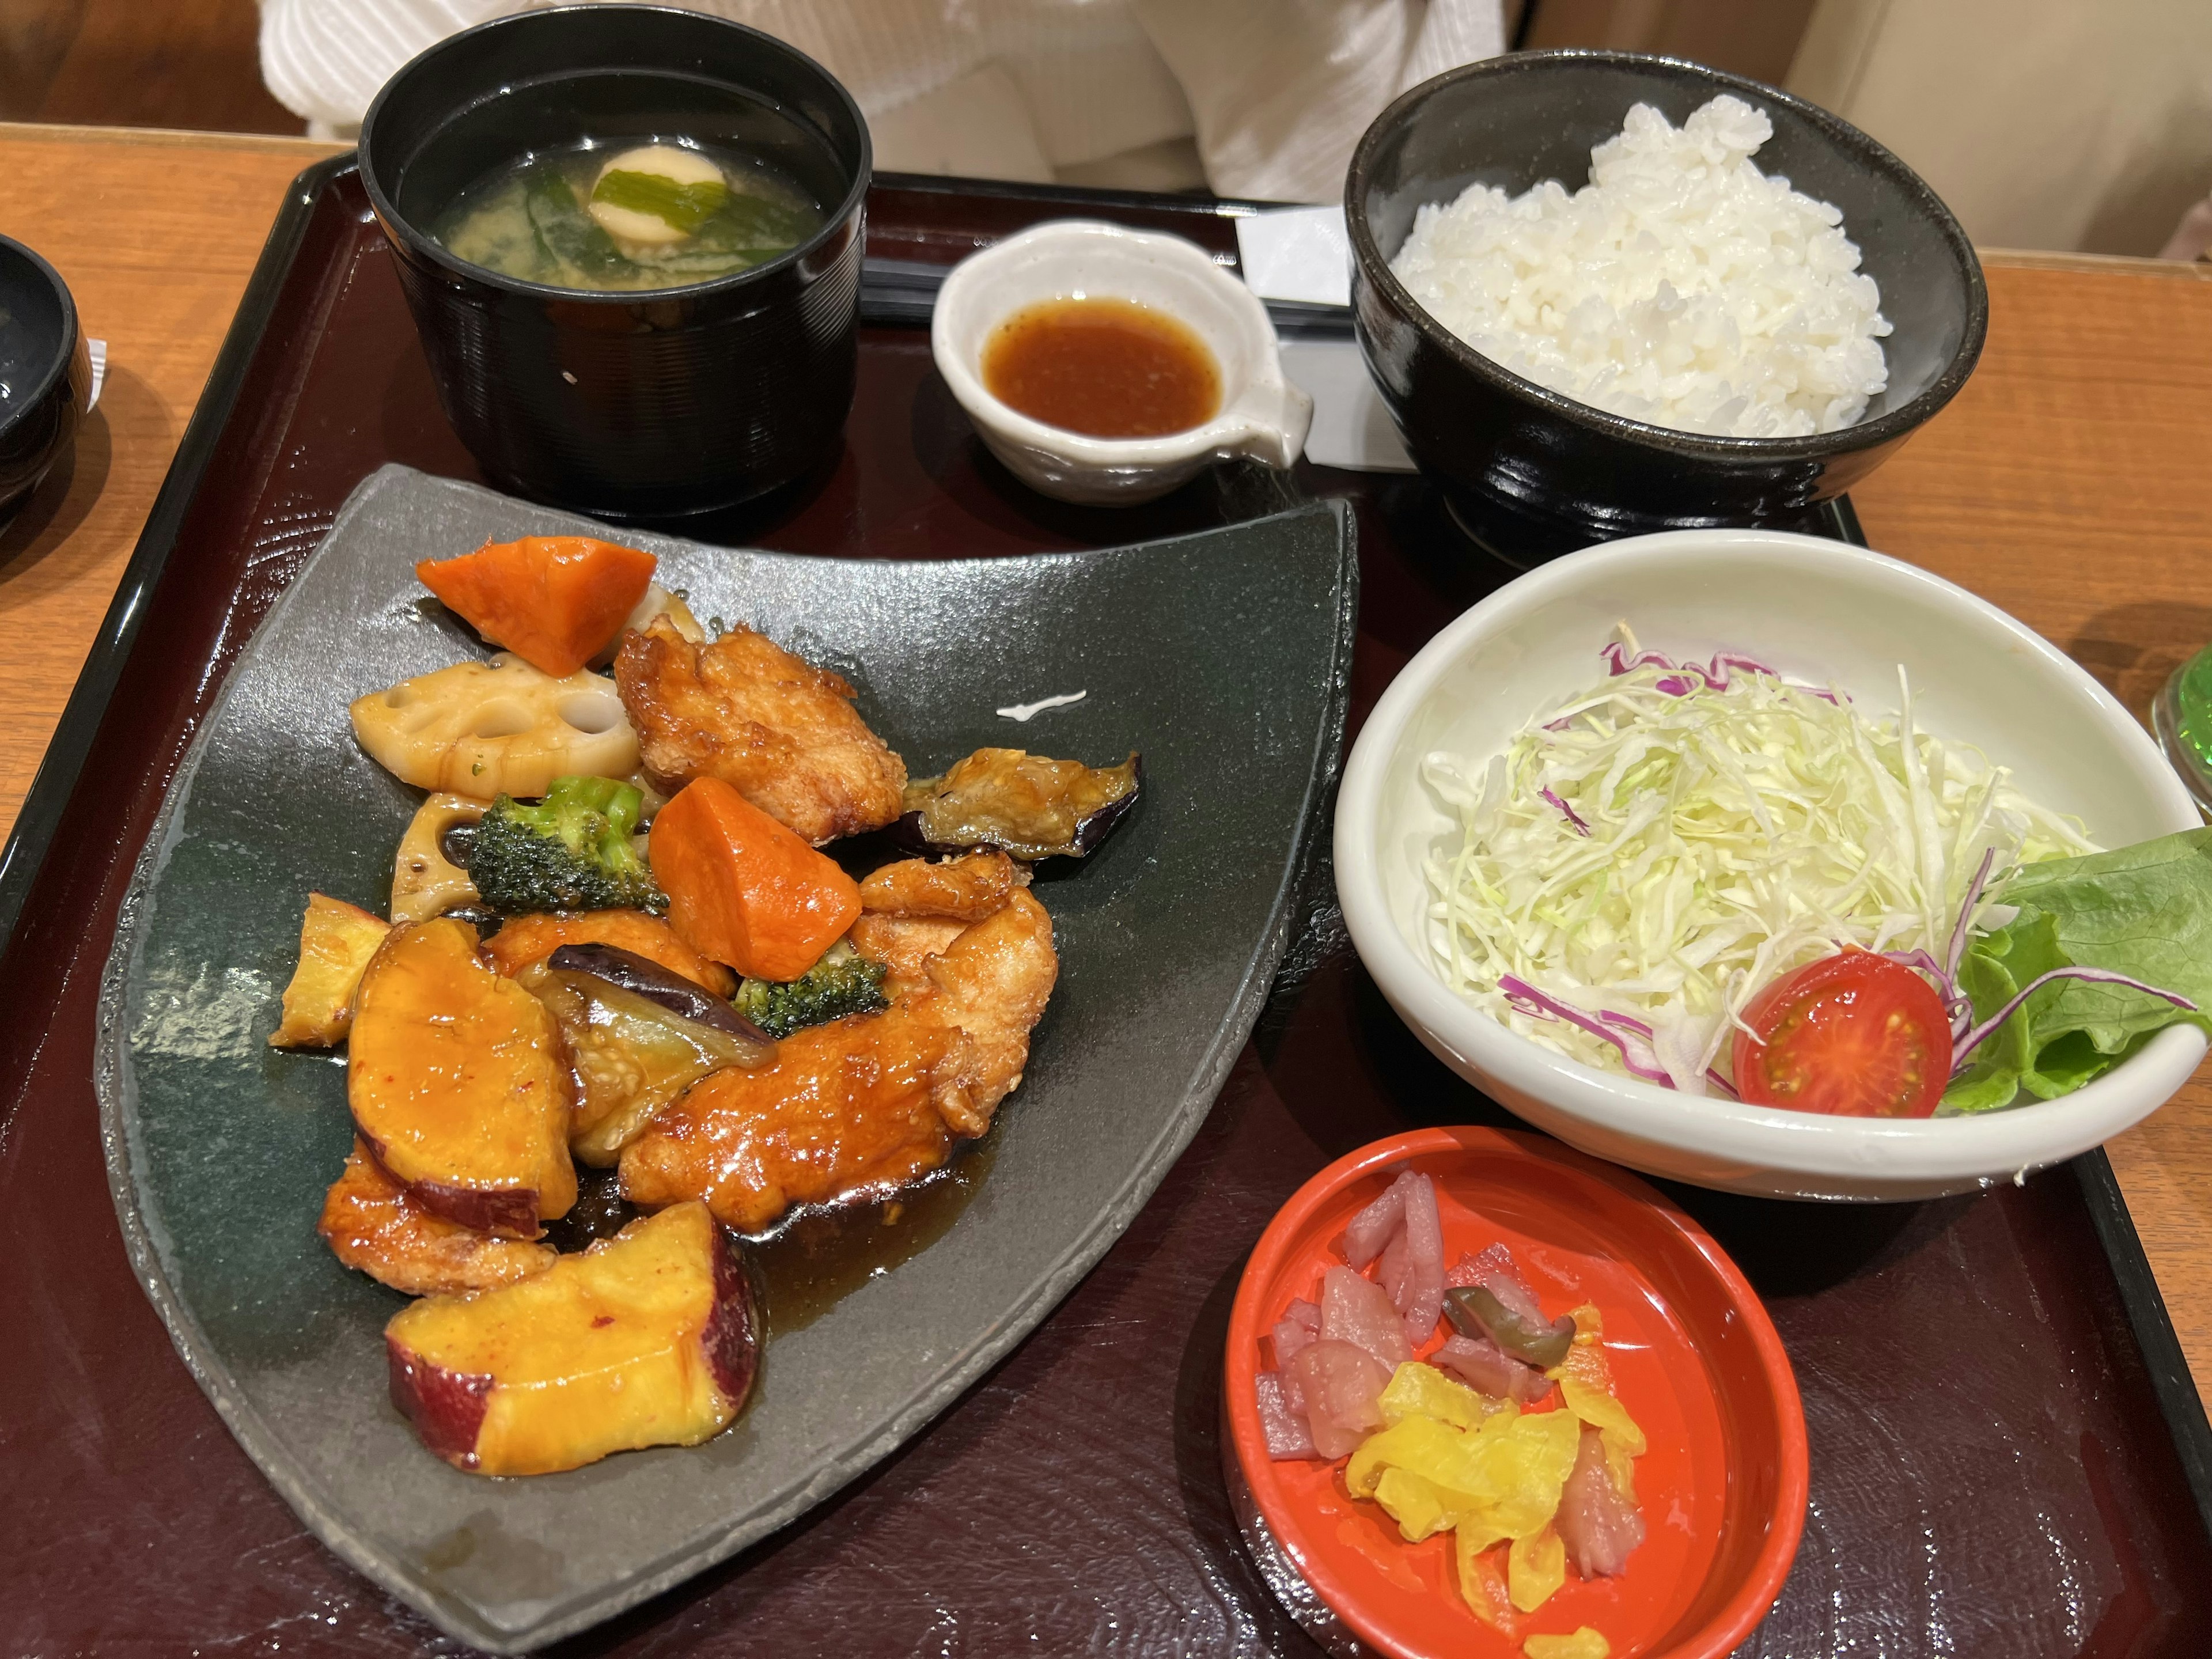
<box><xmin>1540</xmin><ymin>788</ymin><xmax>1591</xmax><ymax>836</ymax></box>
<box><xmin>1500</xmin><ymin>975</ymin><xmax>1734</xmax><ymax>1096</ymax></box>
<box><xmin>1599</xmin><ymin>639</ymin><xmax>1843</xmax><ymax>704</ymax></box>
<box><xmin>1951</xmin><ymin>967</ymin><xmax>2196</xmax><ymax>1071</ymax></box>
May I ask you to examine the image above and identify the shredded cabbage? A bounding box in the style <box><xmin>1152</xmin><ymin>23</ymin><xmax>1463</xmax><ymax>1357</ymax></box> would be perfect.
<box><xmin>1422</xmin><ymin>628</ymin><xmax>2095</xmax><ymax>1093</ymax></box>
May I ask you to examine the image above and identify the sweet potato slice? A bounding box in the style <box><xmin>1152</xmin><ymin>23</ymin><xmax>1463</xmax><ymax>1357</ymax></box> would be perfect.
<box><xmin>486</xmin><ymin>908</ymin><xmax>734</xmax><ymax>996</ymax></box>
<box><xmin>270</xmin><ymin>893</ymin><xmax>392</xmax><ymax>1047</ymax></box>
<box><xmin>319</xmin><ymin>1139</ymin><xmax>556</xmax><ymax>1296</ymax></box>
<box><xmin>418</xmin><ymin>536</ymin><xmax>657</xmax><ymax>679</ymax></box>
<box><xmin>384</xmin><ymin>1200</ymin><xmax>757</xmax><ymax>1475</ymax></box>
<box><xmin>649</xmin><ymin>777</ymin><xmax>861</xmax><ymax>980</ymax></box>
<box><xmin>347</xmin><ymin>918</ymin><xmax>577</xmax><ymax>1237</ymax></box>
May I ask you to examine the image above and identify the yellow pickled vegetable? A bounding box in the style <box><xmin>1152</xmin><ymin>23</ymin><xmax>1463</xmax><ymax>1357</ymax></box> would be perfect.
<box><xmin>1372</xmin><ymin>1466</ymin><xmax>1455</xmax><ymax>1541</ymax></box>
<box><xmin>1349</xmin><ymin>1402</ymin><xmax>1579</xmax><ymax>1541</ymax></box>
<box><xmin>1457</xmin><ymin>1513</ymin><xmax>1510</xmax><ymax>1558</ymax></box>
<box><xmin>1552</xmin><ymin>1304</ymin><xmax>1646</xmax><ymax>1497</ymax></box>
<box><xmin>1524</xmin><ymin>1628</ymin><xmax>1609</xmax><ymax>1659</ymax></box>
<box><xmin>1454</xmin><ymin>1531</ymin><xmax>1516</xmax><ymax>1631</ymax></box>
<box><xmin>1379</xmin><ymin>1361</ymin><xmax>1501</xmax><ymax>1432</ymax></box>
<box><xmin>1342</xmin><ymin>1287</ymin><xmax>1646</xmax><ymax>1637</ymax></box>
<box><xmin>1508</xmin><ymin>1525</ymin><xmax>1566</xmax><ymax>1612</ymax></box>
<box><xmin>1347</xmin><ymin>1415</ymin><xmax>1464</xmax><ymax>1500</ymax></box>
<box><xmin>1457</xmin><ymin>1408</ymin><xmax>1580</xmax><ymax>1538</ymax></box>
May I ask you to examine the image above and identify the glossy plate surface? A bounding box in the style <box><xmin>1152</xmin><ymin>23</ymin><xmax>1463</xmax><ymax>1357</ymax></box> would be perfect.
<box><xmin>96</xmin><ymin>464</ymin><xmax>1355</xmax><ymax>1651</ymax></box>
<box><xmin>1224</xmin><ymin>1127</ymin><xmax>1806</xmax><ymax>1659</ymax></box>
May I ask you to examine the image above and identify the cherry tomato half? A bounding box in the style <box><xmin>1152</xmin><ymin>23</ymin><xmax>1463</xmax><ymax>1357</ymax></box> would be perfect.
<box><xmin>1731</xmin><ymin>949</ymin><xmax>1950</xmax><ymax>1118</ymax></box>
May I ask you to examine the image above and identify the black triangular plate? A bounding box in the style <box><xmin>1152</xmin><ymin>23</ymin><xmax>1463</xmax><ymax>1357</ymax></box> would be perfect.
<box><xmin>96</xmin><ymin>465</ymin><xmax>1355</xmax><ymax>1650</ymax></box>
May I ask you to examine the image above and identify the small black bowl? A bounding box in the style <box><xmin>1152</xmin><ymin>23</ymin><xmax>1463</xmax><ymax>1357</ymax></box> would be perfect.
<box><xmin>1347</xmin><ymin>51</ymin><xmax>1986</xmax><ymax>560</ymax></box>
<box><xmin>359</xmin><ymin>5</ymin><xmax>870</xmax><ymax>524</ymax></box>
<box><xmin>0</xmin><ymin>235</ymin><xmax>92</xmax><ymax>532</ymax></box>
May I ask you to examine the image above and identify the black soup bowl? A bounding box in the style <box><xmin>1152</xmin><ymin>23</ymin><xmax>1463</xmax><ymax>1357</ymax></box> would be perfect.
<box><xmin>360</xmin><ymin>5</ymin><xmax>870</xmax><ymax>523</ymax></box>
<box><xmin>0</xmin><ymin>234</ymin><xmax>92</xmax><ymax>532</ymax></box>
<box><xmin>1347</xmin><ymin>51</ymin><xmax>1986</xmax><ymax>560</ymax></box>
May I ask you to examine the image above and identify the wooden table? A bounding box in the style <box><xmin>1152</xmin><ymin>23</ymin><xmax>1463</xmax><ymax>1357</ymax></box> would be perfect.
<box><xmin>6</xmin><ymin>113</ymin><xmax>2212</xmax><ymax>1460</ymax></box>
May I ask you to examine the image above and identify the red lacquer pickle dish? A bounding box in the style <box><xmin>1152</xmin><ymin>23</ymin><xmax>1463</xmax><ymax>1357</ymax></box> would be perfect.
<box><xmin>1224</xmin><ymin>1127</ymin><xmax>1806</xmax><ymax>1659</ymax></box>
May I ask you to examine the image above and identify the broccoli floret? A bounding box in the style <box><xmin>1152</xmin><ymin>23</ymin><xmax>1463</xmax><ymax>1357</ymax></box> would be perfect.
<box><xmin>733</xmin><ymin>942</ymin><xmax>889</xmax><ymax>1037</ymax></box>
<box><xmin>469</xmin><ymin>775</ymin><xmax>666</xmax><ymax>915</ymax></box>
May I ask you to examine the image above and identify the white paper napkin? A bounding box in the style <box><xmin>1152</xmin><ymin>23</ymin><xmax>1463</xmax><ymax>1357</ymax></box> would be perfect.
<box><xmin>1234</xmin><ymin>207</ymin><xmax>1413</xmax><ymax>472</ymax></box>
<box><xmin>1234</xmin><ymin>204</ymin><xmax>1352</xmax><ymax>306</ymax></box>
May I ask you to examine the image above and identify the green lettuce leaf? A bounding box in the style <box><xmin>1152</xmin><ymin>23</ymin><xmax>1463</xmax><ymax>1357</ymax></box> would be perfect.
<box><xmin>1943</xmin><ymin>934</ymin><xmax>2024</xmax><ymax>1111</ymax></box>
<box><xmin>1998</xmin><ymin>828</ymin><xmax>2212</xmax><ymax>1047</ymax></box>
<box><xmin>1941</xmin><ymin>827</ymin><xmax>2212</xmax><ymax>1111</ymax></box>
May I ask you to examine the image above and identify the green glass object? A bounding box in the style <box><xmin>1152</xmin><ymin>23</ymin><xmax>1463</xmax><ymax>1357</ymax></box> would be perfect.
<box><xmin>2178</xmin><ymin>649</ymin><xmax>2212</xmax><ymax>766</ymax></box>
<box><xmin>2153</xmin><ymin>644</ymin><xmax>2212</xmax><ymax>812</ymax></box>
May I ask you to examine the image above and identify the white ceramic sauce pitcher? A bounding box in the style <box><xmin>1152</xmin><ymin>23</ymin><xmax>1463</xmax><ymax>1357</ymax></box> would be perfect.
<box><xmin>932</xmin><ymin>219</ymin><xmax>1313</xmax><ymax>506</ymax></box>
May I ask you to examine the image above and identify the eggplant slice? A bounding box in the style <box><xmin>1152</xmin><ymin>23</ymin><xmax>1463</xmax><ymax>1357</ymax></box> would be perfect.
<box><xmin>895</xmin><ymin>749</ymin><xmax>1141</xmax><ymax>861</ymax></box>
<box><xmin>544</xmin><ymin>943</ymin><xmax>771</xmax><ymax>1044</ymax></box>
<box><xmin>525</xmin><ymin>948</ymin><xmax>775</xmax><ymax>1166</ymax></box>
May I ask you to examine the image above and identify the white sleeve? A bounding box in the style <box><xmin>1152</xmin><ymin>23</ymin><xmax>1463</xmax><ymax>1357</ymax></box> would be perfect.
<box><xmin>259</xmin><ymin>0</ymin><xmax>522</xmax><ymax>132</ymax></box>
<box><xmin>1134</xmin><ymin>0</ymin><xmax>1503</xmax><ymax>203</ymax></box>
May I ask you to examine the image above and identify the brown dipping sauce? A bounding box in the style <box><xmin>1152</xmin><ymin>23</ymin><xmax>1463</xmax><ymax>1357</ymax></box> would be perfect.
<box><xmin>982</xmin><ymin>297</ymin><xmax>1221</xmax><ymax>438</ymax></box>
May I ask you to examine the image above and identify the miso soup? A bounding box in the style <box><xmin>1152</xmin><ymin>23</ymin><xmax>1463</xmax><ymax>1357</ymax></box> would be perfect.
<box><xmin>431</xmin><ymin>138</ymin><xmax>823</xmax><ymax>291</ymax></box>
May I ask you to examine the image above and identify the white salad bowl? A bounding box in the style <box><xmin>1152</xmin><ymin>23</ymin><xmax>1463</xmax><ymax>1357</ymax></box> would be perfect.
<box><xmin>1335</xmin><ymin>528</ymin><xmax>2206</xmax><ymax>1202</ymax></box>
<box><xmin>931</xmin><ymin>219</ymin><xmax>1313</xmax><ymax>505</ymax></box>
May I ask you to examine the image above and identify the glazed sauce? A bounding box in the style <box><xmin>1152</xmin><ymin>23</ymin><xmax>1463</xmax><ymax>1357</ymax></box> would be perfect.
<box><xmin>982</xmin><ymin>297</ymin><xmax>1220</xmax><ymax>438</ymax></box>
<box><xmin>750</xmin><ymin>1143</ymin><xmax>995</xmax><ymax>1334</ymax></box>
<box><xmin>548</xmin><ymin>1145</ymin><xmax>997</xmax><ymax>1338</ymax></box>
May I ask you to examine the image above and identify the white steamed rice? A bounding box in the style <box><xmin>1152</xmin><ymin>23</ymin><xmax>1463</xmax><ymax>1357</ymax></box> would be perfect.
<box><xmin>1389</xmin><ymin>94</ymin><xmax>1891</xmax><ymax>439</ymax></box>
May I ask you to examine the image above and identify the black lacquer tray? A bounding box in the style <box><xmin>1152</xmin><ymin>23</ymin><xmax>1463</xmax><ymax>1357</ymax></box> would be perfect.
<box><xmin>1</xmin><ymin>159</ymin><xmax>2208</xmax><ymax>1657</ymax></box>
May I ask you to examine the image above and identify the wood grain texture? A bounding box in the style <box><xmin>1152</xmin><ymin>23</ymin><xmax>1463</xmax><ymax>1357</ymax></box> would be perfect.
<box><xmin>1847</xmin><ymin>258</ymin><xmax>2212</xmax><ymax>1389</ymax></box>
<box><xmin>1</xmin><ymin>124</ymin><xmax>2208</xmax><ymax>1406</ymax></box>
<box><xmin>0</xmin><ymin>0</ymin><xmax>299</xmax><ymax>134</ymax></box>
<box><xmin>0</xmin><ymin>122</ymin><xmax>340</xmax><ymax>835</ymax></box>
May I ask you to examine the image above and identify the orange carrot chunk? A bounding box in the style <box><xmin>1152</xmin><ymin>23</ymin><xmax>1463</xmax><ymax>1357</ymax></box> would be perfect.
<box><xmin>417</xmin><ymin>536</ymin><xmax>657</xmax><ymax>678</ymax></box>
<box><xmin>650</xmin><ymin>778</ymin><xmax>861</xmax><ymax>980</ymax></box>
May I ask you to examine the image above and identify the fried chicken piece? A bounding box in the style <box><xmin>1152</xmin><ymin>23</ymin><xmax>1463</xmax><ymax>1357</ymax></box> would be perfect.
<box><xmin>850</xmin><ymin>912</ymin><xmax>969</xmax><ymax>1001</ymax></box>
<box><xmin>619</xmin><ymin>1003</ymin><xmax>956</xmax><ymax>1232</ymax></box>
<box><xmin>319</xmin><ymin>1140</ymin><xmax>556</xmax><ymax>1296</ymax></box>
<box><xmin>858</xmin><ymin>850</ymin><xmax>1025</xmax><ymax>921</ymax></box>
<box><xmin>614</xmin><ymin>616</ymin><xmax>906</xmax><ymax>845</ymax></box>
<box><xmin>850</xmin><ymin>853</ymin><xmax>1022</xmax><ymax>997</ymax></box>
<box><xmin>917</xmin><ymin>891</ymin><xmax>1058</xmax><ymax>1135</ymax></box>
<box><xmin>621</xmin><ymin>892</ymin><xmax>1058</xmax><ymax>1231</ymax></box>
